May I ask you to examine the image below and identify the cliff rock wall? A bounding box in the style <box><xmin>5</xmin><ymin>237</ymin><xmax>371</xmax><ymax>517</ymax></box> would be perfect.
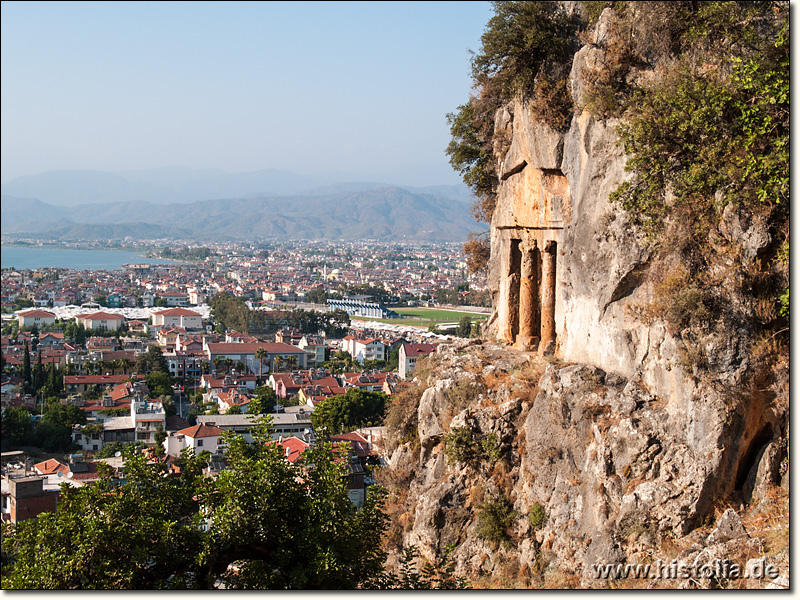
<box><xmin>383</xmin><ymin>9</ymin><xmax>788</xmax><ymax>588</ymax></box>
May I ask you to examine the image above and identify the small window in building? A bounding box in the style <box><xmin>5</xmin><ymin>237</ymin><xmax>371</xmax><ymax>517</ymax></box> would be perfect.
<box><xmin>197</xmin><ymin>439</ymin><xmax>204</xmax><ymax>447</ymax></box>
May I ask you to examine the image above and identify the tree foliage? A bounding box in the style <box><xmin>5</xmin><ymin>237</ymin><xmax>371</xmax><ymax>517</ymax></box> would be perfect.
<box><xmin>310</xmin><ymin>389</ymin><xmax>388</xmax><ymax>435</ymax></box>
<box><xmin>145</xmin><ymin>370</ymin><xmax>174</xmax><ymax>399</ymax></box>
<box><xmin>471</xmin><ymin>1</ymin><xmax>577</xmax><ymax>101</ymax></box>
<box><xmin>249</xmin><ymin>386</ymin><xmax>277</xmax><ymax>415</ymax></box>
<box><xmin>2</xmin><ymin>432</ymin><xmax>391</xmax><ymax>589</ymax></box>
<box><xmin>475</xmin><ymin>495</ymin><xmax>516</xmax><ymax>548</ymax></box>
<box><xmin>609</xmin><ymin>8</ymin><xmax>789</xmax><ymax>338</ymax></box>
<box><xmin>135</xmin><ymin>344</ymin><xmax>170</xmax><ymax>375</ymax></box>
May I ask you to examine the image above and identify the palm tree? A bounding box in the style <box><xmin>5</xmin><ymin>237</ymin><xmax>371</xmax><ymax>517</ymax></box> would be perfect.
<box><xmin>120</xmin><ymin>357</ymin><xmax>132</xmax><ymax>375</ymax></box>
<box><xmin>224</xmin><ymin>358</ymin><xmax>234</xmax><ymax>373</ymax></box>
<box><xmin>286</xmin><ymin>355</ymin><xmax>298</xmax><ymax>371</ymax></box>
<box><xmin>255</xmin><ymin>348</ymin><xmax>267</xmax><ymax>384</ymax></box>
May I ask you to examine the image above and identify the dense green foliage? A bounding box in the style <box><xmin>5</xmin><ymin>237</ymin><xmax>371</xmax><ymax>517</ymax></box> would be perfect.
<box><xmin>1</xmin><ymin>429</ymin><xmax>390</xmax><ymax>589</ymax></box>
<box><xmin>606</xmin><ymin>3</ymin><xmax>789</xmax><ymax>347</ymax></box>
<box><xmin>456</xmin><ymin>315</ymin><xmax>473</xmax><ymax>338</ymax></box>
<box><xmin>288</xmin><ymin>308</ymin><xmax>350</xmax><ymax>338</ymax></box>
<box><xmin>309</xmin><ymin>388</ymin><xmax>388</xmax><ymax>435</ymax></box>
<box><xmin>145</xmin><ymin>370</ymin><xmax>174</xmax><ymax>399</ymax></box>
<box><xmin>135</xmin><ymin>344</ymin><xmax>171</xmax><ymax>375</ymax></box>
<box><xmin>445</xmin><ymin>99</ymin><xmax>498</xmax><ymax>219</ymax></box>
<box><xmin>1</xmin><ymin>400</ymin><xmax>87</xmax><ymax>453</ymax></box>
<box><xmin>209</xmin><ymin>293</ymin><xmax>266</xmax><ymax>334</ymax></box>
<box><xmin>158</xmin><ymin>245</ymin><xmax>214</xmax><ymax>261</ymax></box>
<box><xmin>470</xmin><ymin>1</ymin><xmax>578</xmax><ymax>101</ymax></box>
<box><xmin>249</xmin><ymin>386</ymin><xmax>278</xmax><ymax>415</ymax></box>
<box><xmin>528</xmin><ymin>502</ymin><xmax>546</xmax><ymax>531</ymax></box>
<box><xmin>476</xmin><ymin>495</ymin><xmax>516</xmax><ymax>548</ymax></box>
<box><xmin>612</xmin><ymin>26</ymin><xmax>788</xmax><ymax>236</ymax></box>
<box><xmin>443</xmin><ymin>427</ymin><xmax>501</xmax><ymax>467</ymax></box>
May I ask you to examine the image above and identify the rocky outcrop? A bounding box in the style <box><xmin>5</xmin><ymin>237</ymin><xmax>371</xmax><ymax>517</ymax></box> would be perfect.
<box><xmin>386</xmin><ymin>342</ymin><xmax>788</xmax><ymax>587</ymax></box>
<box><xmin>383</xmin><ymin>6</ymin><xmax>788</xmax><ymax>589</ymax></box>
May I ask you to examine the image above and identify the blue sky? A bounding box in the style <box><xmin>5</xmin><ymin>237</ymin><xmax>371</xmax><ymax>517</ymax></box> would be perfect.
<box><xmin>1</xmin><ymin>1</ymin><xmax>493</xmax><ymax>185</ymax></box>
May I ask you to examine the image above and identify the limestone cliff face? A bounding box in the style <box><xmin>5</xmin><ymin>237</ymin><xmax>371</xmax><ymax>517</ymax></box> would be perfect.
<box><xmin>383</xmin><ymin>9</ymin><xmax>788</xmax><ymax>588</ymax></box>
<box><xmin>385</xmin><ymin>341</ymin><xmax>787</xmax><ymax>587</ymax></box>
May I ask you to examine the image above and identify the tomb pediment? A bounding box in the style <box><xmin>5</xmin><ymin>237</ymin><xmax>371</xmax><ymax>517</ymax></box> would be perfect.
<box><xmin>493</xmin><ymin>166</ymin><xmax>571</xmax><ymax>230</ymax></box>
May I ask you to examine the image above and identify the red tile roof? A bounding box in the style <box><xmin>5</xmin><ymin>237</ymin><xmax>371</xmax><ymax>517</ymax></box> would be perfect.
<box><xmin>402</xmin><ymin>343</ymin><xmax>439</xmax><ymax>357</ymax></box>
<box><xmin>34</xmin><ymin>458</ymin><xmax>69</xmax><ymax>476</ymax></box>
<box><xmin>75</xmin><ymin>311</ymin><xmax>124</xmax><ymax>321</ymax></box>
<box><xmin>274</xmin><ymin>436</ymin><xmax>310</xmax><ymax>463</ymax></box>
<box><xmin>178</xmin><ymin>423</ymin><xmax>224</xmax><ymax>438</ymax></box>
<box><xmin>153</xmin><ymin>308</ymin><xmax>202</xmax><ymax>316</ymax></box>
<box><xmin>17</xmin><ymin>309</ymin><xmax>56</xmax><ymax>318</ymax></box>
<box><xmin>207</xmin><ymin>342</ymin><xmax>305</xmax><ymax>355</ymax></box>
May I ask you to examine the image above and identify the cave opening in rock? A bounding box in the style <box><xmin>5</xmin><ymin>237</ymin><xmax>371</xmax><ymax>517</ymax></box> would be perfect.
<box><xmin>734</xmin><ymin>424</ymin><xmax>773</xmax><ymax>492</ymax></box>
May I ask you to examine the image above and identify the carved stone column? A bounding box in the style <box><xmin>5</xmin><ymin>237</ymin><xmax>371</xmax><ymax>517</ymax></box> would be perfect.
<box><xmin>516</xmin><ymin>242</ymin><xmax>540</xmax><ymax>351</ymax></box>
<box><xmin>501</xmin><ymin>238</ymin><xmax>522</xmax><ymax>344</ymax></box>
<box><xmin>540</xmin><ymin>241</ymin><xmax>557</xmax><ymax>355</ymax></box>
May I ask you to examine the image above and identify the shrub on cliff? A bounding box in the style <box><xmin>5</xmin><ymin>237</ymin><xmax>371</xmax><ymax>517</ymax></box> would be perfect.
<box><xmin>476</xmin><ymin>495</ymin><xmax>516</xmax><ymax>548</ymax></box>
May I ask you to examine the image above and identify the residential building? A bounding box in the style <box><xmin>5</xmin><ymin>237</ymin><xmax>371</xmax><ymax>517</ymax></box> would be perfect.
<box><xmin>74</xmin><ymin>311</ymin><xmax>124</xmax><ymax>332</ymax></box>
<box><xmin>164</xmin><ymin>423</ymin><xmax>225</xmax><ymax>457</ymax></box>
<box><xmin>399</xmin><ymin>343</ymin><xmax>439</xmax><ymax>379</ymax></box>
<box><xmin>1</xmin><ymin>475</ymin><xmax>59</xmax><ymax>524</ymax></box>
<box><xmin>205</xmin><ymin>342</ymin><xmax>307</xmax><ymax>373</ymax></box>
<box><xmin>160</xmin><ymin>291</ymin><xmax>189</xmax><ymax>307</ymax></box>
<box><xmin>342</xmin><ymin>336</ymin><xmax>385</xmax><ymax>365</ymax></box>
<box><xmin>298</xmin><ymin>335</ymin><xmax>326</xmax><ymax>367</ymax></box>
<box><xmin>16</xmin><ymin>309</ymin><xmax>56</xmax><ymax>329</ymax></box>
<box><xmin>151</xmin><ymin>307</ymin><xmax>203</xmax><ymax>330</ymax></box>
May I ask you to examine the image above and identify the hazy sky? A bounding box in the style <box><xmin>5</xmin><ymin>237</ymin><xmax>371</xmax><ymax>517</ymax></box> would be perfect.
<box><xmin>1</xmin><ymin>1</ymin><xmax>493</xmax><ymax>185</ymax></box>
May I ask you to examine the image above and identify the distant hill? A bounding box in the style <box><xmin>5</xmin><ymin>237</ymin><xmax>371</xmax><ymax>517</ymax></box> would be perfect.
<box><xmin>1</xmin><ymin>171</ymin><xmax>177</xmax><ymax>206</ymax></box>
<box><xmin>1</xmin><ymin>185</ymin><xmax>481</xmax><ymax>242</ymax></box>
<box><xmin>1</xmin><ymin>167</ymin><xmax>473</xmax><ymax>208</ymax></box>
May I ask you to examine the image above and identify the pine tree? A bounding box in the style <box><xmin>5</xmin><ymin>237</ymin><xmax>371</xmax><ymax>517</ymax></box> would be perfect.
<box><xmin>22</xmin><ymin>341</ymin><xmax>32</xmax><ymax>388</ymax></box>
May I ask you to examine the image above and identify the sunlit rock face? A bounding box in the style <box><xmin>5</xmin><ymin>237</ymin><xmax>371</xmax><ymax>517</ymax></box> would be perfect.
<box><xmin>396</xmin><ymin>9</ymin><xmax>788</xmax><ymax>584</ymax></box>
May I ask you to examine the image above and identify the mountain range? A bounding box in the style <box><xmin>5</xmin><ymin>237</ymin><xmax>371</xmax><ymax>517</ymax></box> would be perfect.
<box><xmin>1</xmin><ymin>168</ymin><xmax>480</xmax><ymax>242</ymax></box>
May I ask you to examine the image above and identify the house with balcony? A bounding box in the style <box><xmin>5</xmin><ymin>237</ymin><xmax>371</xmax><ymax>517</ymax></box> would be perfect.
<box><xmin>159</xmin><ymin>291</ymin><xmax>189</xmax><ymax>307</ymax></box>
<box><xmin>341</xmin><ymin>336</ymin><xmax>385</xmax><ymax>365</ymax></box>
<box><xmin>298</xmin><ymin>335</ymin><xmax>326</xmax><ymax>367</ymax></box>
<box><xmin>131</xmin><ymin>399</ymin><xmax>166</xmax><ymax>445</ymax></box>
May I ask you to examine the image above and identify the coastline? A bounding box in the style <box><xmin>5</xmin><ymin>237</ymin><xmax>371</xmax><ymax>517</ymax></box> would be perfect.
<box><xmin>1</xmin><ymin>244</ymin><xmax>187</xmax><ymax>271</ymax></box>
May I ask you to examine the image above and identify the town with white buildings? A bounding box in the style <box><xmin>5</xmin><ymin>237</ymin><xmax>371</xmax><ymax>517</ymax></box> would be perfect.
<box><xmin>1</xmin><ymin>239</ymin><xmax>487</xmax><ymax>524</ymax></box>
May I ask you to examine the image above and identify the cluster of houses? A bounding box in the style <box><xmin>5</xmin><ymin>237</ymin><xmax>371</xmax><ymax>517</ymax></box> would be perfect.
<box><xmin>1</xmin><ymin>296</ymin><xmax>444</xmax><ymax>524</ymax></box>
<box><xmin>1</xmin><ymin>239</ymin><xmax>486</xmax><ymax>316</ymax></box>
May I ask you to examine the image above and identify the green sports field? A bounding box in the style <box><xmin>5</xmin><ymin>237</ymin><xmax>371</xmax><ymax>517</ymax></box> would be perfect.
<box><xmin>351</xmin><ymin>306</ymin><xmax>488</xmax><ymax>328</ymax></box>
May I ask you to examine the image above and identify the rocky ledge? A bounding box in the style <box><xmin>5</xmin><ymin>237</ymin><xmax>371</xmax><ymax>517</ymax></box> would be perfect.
<box><xmin>383</xmin><ymin>339</ymin><xmax>788</xmax><ymax>588</ymax></box>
